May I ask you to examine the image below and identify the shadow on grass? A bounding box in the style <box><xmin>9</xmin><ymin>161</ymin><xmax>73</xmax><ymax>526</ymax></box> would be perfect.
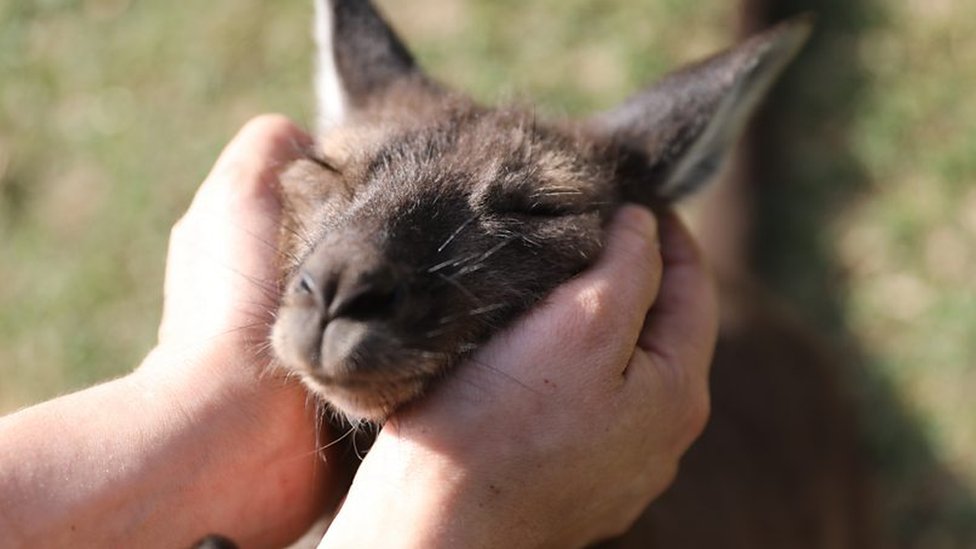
<box><xmin>746</xmin><ymin>0</ymin><xmax>976</xmax><ymax>545</ymax></box>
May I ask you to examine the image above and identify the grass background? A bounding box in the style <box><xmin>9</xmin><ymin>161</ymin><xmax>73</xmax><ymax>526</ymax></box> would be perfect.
<box><xmin>1</xmin><ymin>0</ymin><xmax>974</xmax><ymax>544</ymax></box>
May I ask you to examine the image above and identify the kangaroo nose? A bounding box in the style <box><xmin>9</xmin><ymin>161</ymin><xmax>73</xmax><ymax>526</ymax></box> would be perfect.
<box><xmin>327</xmin><ymin>263</ymin><xmax>401</xmax><ymax>320</ymax></box>
<box><xmin>293</xmin><ymin>258</ymin><xmax>402</xmax><ymax>322</ymax></box>
<box><xmin>276</xmin><ymin>243</ymin><xmax>408</xmax><ymax>379</ymax></box>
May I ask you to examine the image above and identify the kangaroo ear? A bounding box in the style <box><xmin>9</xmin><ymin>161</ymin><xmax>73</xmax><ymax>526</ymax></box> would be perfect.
<box><xmin>592</xmin><ymin>15</ymin><xmax>813</xmax><ymax>204</ymax></box>
<box><xmin>314</xmin><ymin>0</ymin><xmax>440</xmax><ymax>131</ymax></box>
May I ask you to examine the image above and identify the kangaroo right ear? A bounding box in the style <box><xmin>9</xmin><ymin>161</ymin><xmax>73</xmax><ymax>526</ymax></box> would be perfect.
<box><xmin>591</xmin><ymin>15</ymin><xmax>813</xmax><ymax>205</ymax></box>
<box><xmin>314</xmin><ymin>0</ymin><xmax>441</xmax><ymax>132</ymax></box>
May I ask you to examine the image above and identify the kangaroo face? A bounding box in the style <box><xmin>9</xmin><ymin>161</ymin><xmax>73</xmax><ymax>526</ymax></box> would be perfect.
<box><xmin>271</xmin><ymin>0</ymin><xmax>811</xmax><ymax>422</ymax></box>
<box><xmin>272</xmin><ymin>108</ymin><xmax>615</xmax><ymax>419</ymax></box>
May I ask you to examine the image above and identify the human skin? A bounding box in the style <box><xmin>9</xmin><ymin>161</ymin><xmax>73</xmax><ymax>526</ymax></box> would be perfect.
<box><xmin>0</xmin><ymin>116</ymin><xmax>334</xmax><ymax>548</ymax></box>
<box><xmin>0</xmin><ymin>115</ymin><xmax>716</xmax><ymax>549</ymax></box>
<box><xmin>321</xmin><ymin>206</ymin><xmax>717</xmax><ymax>548</ymax></box>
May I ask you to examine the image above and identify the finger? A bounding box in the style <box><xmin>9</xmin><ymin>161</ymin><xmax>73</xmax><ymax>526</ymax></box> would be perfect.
<box><xmin>187</xmin><ymin>114</ymin><xmax>312</xmax><ymax>226</ymax></box>
<box><xmin>637</xmin><ymin>211</ymin><xmax>718</xmax><ymax>381</ymax></box>
<box><xmin>162</xmin><ymin>116</ymin><xmax>311</xmax><ymax>339</ymax></box>
<box><xmin>483</xmin><ymin>205</ymin><xmax>662</xmax><ymax>381</ymax></box>
<box><xmin>558</xmin><ymin>204</ymin><xmax>663</xmax><ymax>364</ymax></box>
<box><xmin>186</xmin><ymin>115</ymin><xmax>311</xmax><ymax>278</ymax></box>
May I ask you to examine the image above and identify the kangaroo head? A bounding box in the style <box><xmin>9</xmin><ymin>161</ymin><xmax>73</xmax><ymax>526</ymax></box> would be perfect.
<box><xmin>271</xmin><ymin>0</ymin><xmax>812</xmax><ymax>422</ymax></box>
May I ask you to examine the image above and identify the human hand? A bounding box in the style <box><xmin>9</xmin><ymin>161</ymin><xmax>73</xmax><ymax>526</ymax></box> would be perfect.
<box><xmin>0</xmin><ymin>116</ymin><xmax>343</xmax><ymax>548</ymax></box>
<box><xmin>320</xmin><ymin>206</ymin><xmax>718</xmax><ymax>548</ymax></box>
<box><xmin>134</xmin><ymin>115</ymin><xmax>341</xmax><ymax>545</ymax></box>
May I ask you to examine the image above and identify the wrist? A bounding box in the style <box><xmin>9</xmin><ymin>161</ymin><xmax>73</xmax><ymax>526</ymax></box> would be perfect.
<box><xmin>321</xmin><ymin>433</ymin><xmax>561</xmax><ymax>549</ymax></box>
<box><xmin>321</xmin><ymin>438</ymin><xmax>463</xmax><ymax>548</ymax></box>
<box><xmin>129</xmin><ymin>345</ymin><xmax>333</xmax><ymax>545</ymax></box>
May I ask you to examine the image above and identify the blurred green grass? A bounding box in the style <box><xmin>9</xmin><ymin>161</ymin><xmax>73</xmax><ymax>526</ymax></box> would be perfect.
<box><xmin>834</xmin><ymin>0</ymin><xmax>976</xmax><ymax>485</ymax></box>
<box><xmin>0</xmin><ymin>0</ymin><xmax>735</xmax><ymax>407</ymax></box>
<box><xmin>1</xmin><ymin>0</ymin><xmax>975</xmax><ymax>542</ymax></box>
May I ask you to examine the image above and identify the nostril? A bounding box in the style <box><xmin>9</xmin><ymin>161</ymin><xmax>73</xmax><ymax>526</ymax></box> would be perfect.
<box><xmin>330</xmin><ymin>278</ymin><xmax>404</xmax><ymax>321</ymax></box>
<box><xmin>288</xmin><ymin>270</ymin><xmax>330</xmax><ymax>312</ymax></box>
<box><xmin>295</xmin><ymin>257</ymin><xmax>402</xmax><ymax>321</ymax></box>
<box><xmin>297</xmin><ymin>272</ymin><xmax>315</xmax><ymax>295</ymax></box>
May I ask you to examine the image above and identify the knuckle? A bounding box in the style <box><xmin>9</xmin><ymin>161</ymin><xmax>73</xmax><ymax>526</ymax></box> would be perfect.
<box><xmin>684</xmin><ymin>385</ymin><xmax>712</xmax><ymax>442</ymax></box>
<box><xmin>609</xmin><ymin>459</ymin><xmax>679</xmax><ymax>536</ymax></box>
<box><xmin>604</xmin><ymin>515</ymin><xmax>638</xmax><ymax>541</ymax></box>
<box><xmin>568</xmin><ymin>281</ymin><xmax>620</xmax><ymax>357</ymax></box>
<box><xmin>650</xmin><ymin>459</ymin><xmax>680</xmax><ymax>497</ymax></box>
<box><xmin>671</xmin><ymin>377</ymin><xmax>711</xmax><ymax>453</ymax></box>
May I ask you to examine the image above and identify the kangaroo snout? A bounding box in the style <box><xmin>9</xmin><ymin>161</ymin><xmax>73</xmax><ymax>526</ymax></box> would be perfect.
<box><xmin>272</xmin><ymin>237</ymin><xmax>433</xmax><ymax>421</ymax></box>
<box><xmin>294</xmin><ymin>246</ymin><xmax>404</xmax><ymax>323</ymax></box>
<box><xmin>274</xmin><ymin>238</ymin><xmax>413</xmax><ymax>382</ymax></box>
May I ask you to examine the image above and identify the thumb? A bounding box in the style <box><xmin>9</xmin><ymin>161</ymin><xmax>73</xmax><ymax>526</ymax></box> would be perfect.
<box><xmin>472</xmin><ymin>205</ymin><xmax>663</xmax><ymax>388</ymax></box>
<box><xmin>638</xmin><ymin>211</ymin><xmax>718</xmax><ymax>381</ymax></box>
<box><xmin>160</xmin><ymin>115</ymin><xmax>310</xmax><ymax>345</ymax></box>
<box><xmin>186</xmin><ymin>114</ymin><xmax>311</xmax><ymax>236</ymax></box>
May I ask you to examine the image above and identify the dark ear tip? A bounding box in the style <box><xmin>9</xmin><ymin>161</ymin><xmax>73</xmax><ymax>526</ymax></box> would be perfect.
<box><xmin>748</xmin><ymin>12</ymin><xmax>816</xmax><ymax>71</ymax></box>
<box><xmin>784</xmin><ymin>11</ymin><xmax>818</xmax><ymax>30</ymax></box>
<box><xmin>771</xmin><ymin>12</ymin><xmax>817</xmax><ymax>49</ymax></box>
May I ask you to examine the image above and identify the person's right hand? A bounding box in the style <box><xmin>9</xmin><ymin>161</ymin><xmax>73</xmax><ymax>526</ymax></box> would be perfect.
<box><xmin>320</xmin><ymin>205</ymin><xmax>718</xmax><ymax>548</ymax></box>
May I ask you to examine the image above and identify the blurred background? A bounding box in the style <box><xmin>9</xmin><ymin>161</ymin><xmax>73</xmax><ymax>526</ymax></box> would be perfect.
<box><xmin>1</xmin><ymin>0</ymin><xmax>974</xmax><ymax>545</ymax></box>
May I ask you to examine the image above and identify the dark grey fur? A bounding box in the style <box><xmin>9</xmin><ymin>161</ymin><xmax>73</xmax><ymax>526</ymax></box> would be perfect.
<box><xmin>271</xmin><ymin>0</ymin><xmax>811</xmax><ymax>423</ymax></box>
<box><xmin>209</xmin><ymin>3</ymin><xmax>882</xmax><ymax>548</ymax></box>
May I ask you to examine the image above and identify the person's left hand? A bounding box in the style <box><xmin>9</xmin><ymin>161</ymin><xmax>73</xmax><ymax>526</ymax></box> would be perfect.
<box><xmin>0</xmin><ymin>116</ymin><xmax>343</xmax><ymax>548</ymax></box>
<box><xmin>137</xmin><ymin>115</ymin><xmax>341</xmax><ymax>546</ymax></box>
<box><xmin>320</xmin><ymin>207</ymin><xmax>716</xmax><ymax>548</ymax></box>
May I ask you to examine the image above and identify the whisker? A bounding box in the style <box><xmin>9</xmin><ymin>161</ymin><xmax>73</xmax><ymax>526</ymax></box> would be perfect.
<box><xmin>436</xmin><ymin>273</ymin><xmax>483</xmax><ymax>306</ymax></box>
<box><xmin>235</xmin><ymin>222</ymin><xmax>303</xmax><ymax>265</ymax></box>
<box><xmin>436</xmin><ymin>215</ymin><xmax>477</xmax><ymax>253</ymax></box>
<box><xmin>352</xmin><ymin>423</ymin><xmax>368</xmax><ymax>462</ymax></box>
<box><xmin>466</xmin><ymin>355</ymin><xmax>541</xmax><ymax>396</ymax></box>
<box><xmin>279</xmin><ymin>214</ymin><xmax>316</xmax><ymax>250</ymax></box>
<box><xmin>278</xmin><ymin>192</ymin><xmax>320</xmax><ymax>248</ymax></box>
<box><xmin>427</xmin><ymin>252</ymin><xmax>479</xmax><ymax>274</ymax></box>
<box><xmin>435</xmin><ymin>303</ymin><xmax>507</xmax><ymax>327</ymax></box>
<box><xmin>311</xmin><ymin>423</ymin><xmax>357</xmax><ymax>455</ymax></box>
<box><xmin>532</xmin><ymin>188</ymin><xmax>584</xmax><ymax>197</ymax></box>
<box><xmin>452</xmin><ymin>236</ymin><xmax>516</xmax><ymax>277</ymax></box>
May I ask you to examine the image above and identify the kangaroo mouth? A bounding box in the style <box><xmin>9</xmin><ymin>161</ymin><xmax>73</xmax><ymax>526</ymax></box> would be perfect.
<box><xmin>272</xmin><ymin>300</ymin><xmax>453</xmax><ymax>422</ymax></box>
<box><xmin>299</xmin><ymin>369</ymin><xmax>429</xmax><ymax>422</ymax></box>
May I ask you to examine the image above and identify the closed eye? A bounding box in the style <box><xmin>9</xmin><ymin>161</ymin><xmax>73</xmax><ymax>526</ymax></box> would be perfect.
<box><xmin>487</xmin><ymin>190</ymin><xmax>591</xmax><ymax>219</ymax></box>
<box><xmin>496</xmin><ymin>200</ymin><xmax>578</xmax><ymax>218</ymax></box>
<box><xmin>305</xmin><ymin>150</ymin><xmax>341</xmax><ymax>174</ymax></box>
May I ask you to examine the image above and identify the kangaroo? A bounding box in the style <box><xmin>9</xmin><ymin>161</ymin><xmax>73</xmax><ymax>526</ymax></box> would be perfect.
<box><xmin>256</xmin><ymin>0</ymin><xmax>876</xmax><ymax>546</ymax></box>
<box><xmin>273</xmin><ymin>0</ymin><xmax>808</xmax><ymax>421</ymax></box>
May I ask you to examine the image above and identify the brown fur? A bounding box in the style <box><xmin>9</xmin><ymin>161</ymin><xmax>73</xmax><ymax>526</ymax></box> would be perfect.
<box><xmin>267</xmin><ymin>1</ymin><xmax>877</xmax><ymax>546</ymax></box>
<box><xmin>273</xmin><ymin>102</ymin><xmax>618</xmax><ymax>419</ymax></box>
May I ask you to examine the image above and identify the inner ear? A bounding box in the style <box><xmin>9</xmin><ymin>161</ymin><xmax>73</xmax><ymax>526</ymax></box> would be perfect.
<box><xmin>314</xmin><ymin>0</ymin><xmax>445</xmax><ymax>132</ymax></box>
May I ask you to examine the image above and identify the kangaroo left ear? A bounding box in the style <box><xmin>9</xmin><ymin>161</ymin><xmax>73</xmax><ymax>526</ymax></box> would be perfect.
<box><xmin>314</xmin><ymin>0</ymin><xmax>442</xmax><ymax>132</ymax></box>
<box><xmin>591</xmin><ymin>15</ymin><xmax>813</xmax><ymax>205</ymax></box>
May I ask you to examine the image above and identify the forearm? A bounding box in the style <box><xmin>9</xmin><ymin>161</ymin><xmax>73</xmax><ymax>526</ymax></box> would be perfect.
<box><xmin>0</xmin><ymin>373</ymin><xmax>189</xmax><ymax>546</ymax></box>
<box><xmin>0</xmin><ymin>348</ymin><xmax>326</xmax><ymax>548</ymax></box>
